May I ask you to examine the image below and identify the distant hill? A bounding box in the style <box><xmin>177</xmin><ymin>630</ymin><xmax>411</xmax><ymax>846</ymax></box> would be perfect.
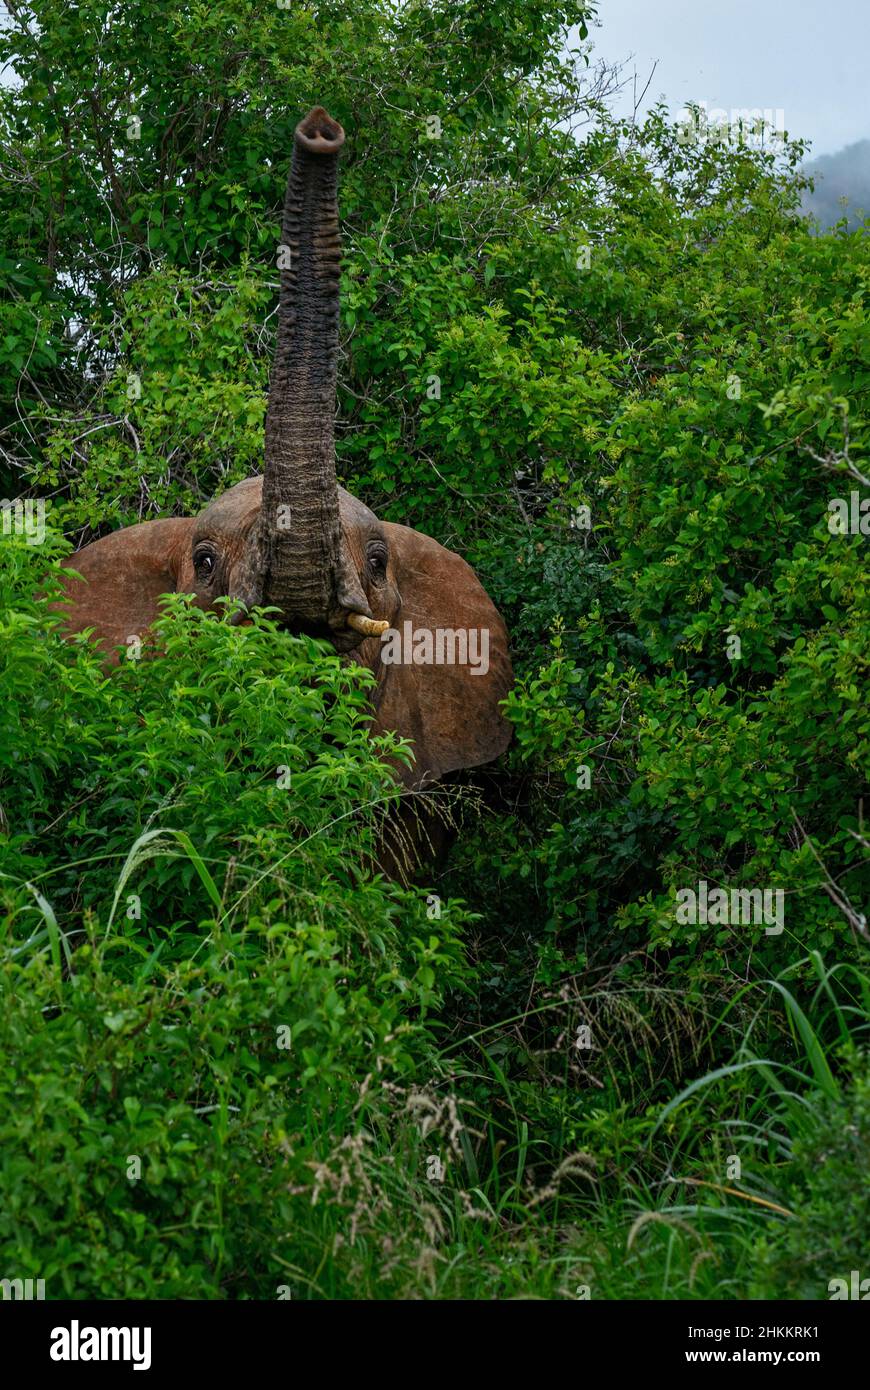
<box><xmin>801</xmin><ymin>139</ymin><xmax>870</xmax><ymax>231</ymax></box>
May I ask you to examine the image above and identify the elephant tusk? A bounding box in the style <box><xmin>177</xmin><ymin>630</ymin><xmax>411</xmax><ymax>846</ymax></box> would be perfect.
<box><xmin>346</xmin><ymin>613</ymin><xmax>389</xmax><ymax>638</ymax></box>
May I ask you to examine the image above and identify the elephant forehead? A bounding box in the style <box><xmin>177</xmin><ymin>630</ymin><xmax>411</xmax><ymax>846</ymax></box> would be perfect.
<box><xmin>192</xmin><ymin>476</ymin><xmax>384</xmax><ymax>546</ymax></box>
<box><xmin>193</xmin><ymin>476</ymin><xmax>263</xmax><ymax>541</ymax></box>
<box><xmin>337</xmin><ymin>487</ymin><xmax>385</xmax><ymax>549</ymax></box>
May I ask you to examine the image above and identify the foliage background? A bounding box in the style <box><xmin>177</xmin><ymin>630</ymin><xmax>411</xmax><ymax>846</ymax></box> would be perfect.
<box><xmin>1</xmin><ymin>0</ymin><xmax>868</xmax><ymax>1298</ymax></box>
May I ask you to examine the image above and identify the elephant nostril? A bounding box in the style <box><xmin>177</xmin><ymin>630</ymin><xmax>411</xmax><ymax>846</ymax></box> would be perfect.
<box><xmin>295</xmin><ymin>107</ymin><xmax>346</xmax><ymax>155</ymax></box>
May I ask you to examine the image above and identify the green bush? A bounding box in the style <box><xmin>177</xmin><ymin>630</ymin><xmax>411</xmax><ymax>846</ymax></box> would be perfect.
<box><xmin>1</xmin><ymin>0</ymin><xmax>868</xmax><ymax>1299</ymax></box>
<box><xmin>752</xmin><ymin>1054</ymin><xmax>870</xmax><ymax>1299</ymax></box>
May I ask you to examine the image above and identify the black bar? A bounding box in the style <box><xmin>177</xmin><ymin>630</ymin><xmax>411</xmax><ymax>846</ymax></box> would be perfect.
<box><xmin>2</xmin><ymin>1298</ymin><xmax>864</xmax><ymax>1375</ymax></box>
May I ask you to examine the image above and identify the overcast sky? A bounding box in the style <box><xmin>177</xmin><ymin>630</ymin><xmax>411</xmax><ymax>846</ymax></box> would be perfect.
<box><xmin>587</xmin><ymin>0</ymin><xmax>868</xmax><ymax>157</ymax></box>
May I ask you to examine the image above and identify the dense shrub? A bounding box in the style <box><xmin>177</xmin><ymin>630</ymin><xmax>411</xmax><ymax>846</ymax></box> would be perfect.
<box><xmin>1</xmin><ymin>0</ymin><xmax>868</xmax><ymax>1298</ymax></box>
<box><xmin>752</xmin><ymin>1054</ymin><xmax>870</xmax><ymax>1299</ymax></box>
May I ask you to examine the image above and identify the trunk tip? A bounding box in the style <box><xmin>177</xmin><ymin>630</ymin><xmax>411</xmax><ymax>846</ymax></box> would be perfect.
<box><xmin>295</xmin><ymin>106</ymin><xmax>345</xmax><ymax>155</ymax></box>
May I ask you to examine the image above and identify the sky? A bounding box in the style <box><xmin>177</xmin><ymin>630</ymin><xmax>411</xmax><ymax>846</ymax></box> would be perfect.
<box><xmin>586</xmin><ymin>0</ymin><xmax>868</xmax><ymax>158</ymax></box>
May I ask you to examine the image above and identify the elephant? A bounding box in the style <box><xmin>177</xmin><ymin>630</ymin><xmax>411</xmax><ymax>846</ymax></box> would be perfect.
<box><xmin>55</xmin><ymin>106</ymin><xmax>513</xmax><ymax>811</ymax></box>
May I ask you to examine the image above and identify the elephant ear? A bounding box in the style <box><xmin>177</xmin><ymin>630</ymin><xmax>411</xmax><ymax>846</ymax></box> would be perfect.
<box><xmin>369</xmin><ymin>522</ymin><xmax>513</xmax><ymax>789</ymax></box>
<box><xmin>54</xmin><ymin>518</ymin><xmax>195</xmax><ymax>660</ymax></box>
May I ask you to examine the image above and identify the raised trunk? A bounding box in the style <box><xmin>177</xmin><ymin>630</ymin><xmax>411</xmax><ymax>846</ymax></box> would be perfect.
<box><xmin>244</xmin><ymin>107</ymin><xmax>346</xmax><ymax>631</ymax></box>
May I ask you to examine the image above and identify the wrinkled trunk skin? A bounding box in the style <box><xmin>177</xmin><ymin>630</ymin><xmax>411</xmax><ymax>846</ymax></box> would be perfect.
<box><xmin>242</xmin><ymin>107</ymin><xmax>346</xmax><ymax>632</ymax></box>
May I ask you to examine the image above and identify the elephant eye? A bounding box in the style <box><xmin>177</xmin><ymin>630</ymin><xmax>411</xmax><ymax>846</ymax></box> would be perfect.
<box><xmin>194</xmin><ymin>547</ymin><xmax>216</xmax><ymax>580</ymax></box>
<box><xmin>368</xmin><ymin>546</ymin><xmax>387</xmax><ymax>578</ymax></box>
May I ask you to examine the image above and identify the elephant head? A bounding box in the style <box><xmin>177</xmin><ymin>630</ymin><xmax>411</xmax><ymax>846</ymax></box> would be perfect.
<box><xmin>56</xmin><ymin>107</ymin><xmax>513</xmax><ymax>791</ymax></box>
